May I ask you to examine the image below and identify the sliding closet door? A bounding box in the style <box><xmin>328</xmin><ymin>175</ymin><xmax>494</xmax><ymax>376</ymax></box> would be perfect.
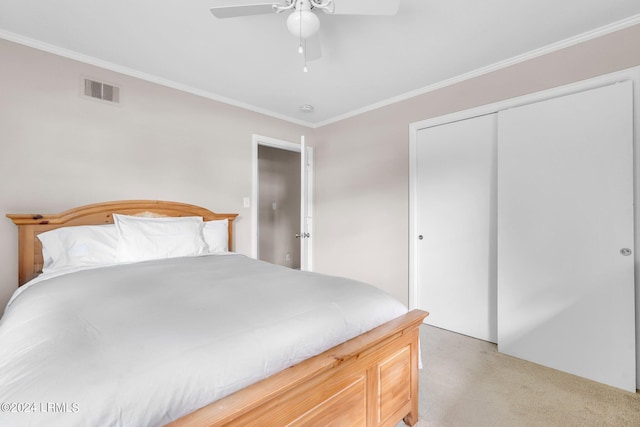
<box><xmin>497</xmin><ymin>82</ymin><xmax>635</xmax><ymax>391</ymax></box>
<box><xmin>416</xmin><ymin>114</ymin><xmax>497</xmax><ymax>342</ymax></box>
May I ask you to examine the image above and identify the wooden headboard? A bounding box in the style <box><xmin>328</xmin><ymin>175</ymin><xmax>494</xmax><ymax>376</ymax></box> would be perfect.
<box><xmin>6</xmin><ymin>200</ymin><xmax>239</xmax><ymax>286</ymax></box>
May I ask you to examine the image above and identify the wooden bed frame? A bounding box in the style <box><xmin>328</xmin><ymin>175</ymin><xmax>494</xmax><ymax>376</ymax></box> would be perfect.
<box><xmin>7</xmin><ymin>200</ymin><xmax>428</xmax><ymax>427</ymax></box>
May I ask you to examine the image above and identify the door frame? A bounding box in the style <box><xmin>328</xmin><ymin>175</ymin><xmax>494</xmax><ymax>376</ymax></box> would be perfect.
<box><xmin>251</xmin><ymin>134</ymin><xmax>314</xmax><ymax>270</ymax></box>
<box><xmin>408</xmin><ymin>65</ymin><xmax>640</xmax><ymax>386</ymax></box>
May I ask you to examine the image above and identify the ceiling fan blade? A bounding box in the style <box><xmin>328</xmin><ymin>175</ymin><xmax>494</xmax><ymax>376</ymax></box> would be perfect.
<box><xmin>304</xmin><ymin>34</ymin><xmax>322</xmax><ymax>61</ymax></box>
<box><xmin>210</xmin><ymin>1</ymin><xmax>278</xmax><ymax>18</ymax></box>
<box><xmin>329</xmin><ymin>0</ymin><xmax>399</xmax><ymax>15</ymax></box>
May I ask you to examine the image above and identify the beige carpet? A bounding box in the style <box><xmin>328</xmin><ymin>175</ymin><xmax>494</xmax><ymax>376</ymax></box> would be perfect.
<box><xmin>413</xmin><ymin>325</ymin><xmax>640</xmax><ymax>427</ymax></box>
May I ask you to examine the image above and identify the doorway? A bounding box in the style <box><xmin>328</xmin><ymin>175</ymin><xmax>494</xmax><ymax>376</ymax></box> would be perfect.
<box><xmin>251</xmin><ymin>134</ymin><xmax>313</xmax><ymax>271</ymax></box>
<box><xmin>257</xmin><ymin>145</ymin><xmax>301</xmax><ymax>268</ymax></box>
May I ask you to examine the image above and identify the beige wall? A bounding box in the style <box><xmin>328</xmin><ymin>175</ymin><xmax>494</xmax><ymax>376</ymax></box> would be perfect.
<box><xmin>312</xmin><ymin>24</ymin><xmax>640</xmax><ymax>305</ymax></box>
<box><xmin>2</xmin><ymin>24</ymin><xmax>640</xmax><ymax>312</ymax></box>
<box><xmin>0</xmin><ymin>38</ymin><xmax>309</xmax><ymax>311</ymax></box>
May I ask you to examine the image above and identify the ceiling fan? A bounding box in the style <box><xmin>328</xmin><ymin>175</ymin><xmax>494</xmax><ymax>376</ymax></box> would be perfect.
<box><xmin>209</xmin><ymin>0</ymin><xmax>400</xmax><ymax>71</ymax></box>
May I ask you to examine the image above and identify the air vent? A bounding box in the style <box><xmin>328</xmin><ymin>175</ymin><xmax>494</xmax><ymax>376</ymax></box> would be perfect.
<box><xmin>83</xmin><ymin>78</ymin><xmax>120</xmax><ymax>103</ymax></box>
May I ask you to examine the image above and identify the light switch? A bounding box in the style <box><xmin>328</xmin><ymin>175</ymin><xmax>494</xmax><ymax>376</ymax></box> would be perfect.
<box><xmin>243</xmin><ymin>197</ymin><xmax>250</xmax><ymax>208</ymax></box>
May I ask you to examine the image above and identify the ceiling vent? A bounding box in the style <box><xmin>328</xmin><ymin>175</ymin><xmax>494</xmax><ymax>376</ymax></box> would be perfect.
<box><xmin>83</xmin><ymin>78</ymin><xmax>120</xmax><ymax>103</ymax></box>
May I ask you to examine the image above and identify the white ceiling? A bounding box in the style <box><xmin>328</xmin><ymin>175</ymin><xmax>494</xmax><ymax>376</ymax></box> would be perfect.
<box><xmin>1</xmin><ymin>0</ymin><xmax>639</xmax><ymax>126</ymax></box>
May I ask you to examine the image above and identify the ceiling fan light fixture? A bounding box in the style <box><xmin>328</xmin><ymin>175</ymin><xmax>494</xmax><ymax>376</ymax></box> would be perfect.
<box><xmin>286</xmin><ymin>9</ymin><xmax>320</xmax><ymax>39</ymax></box>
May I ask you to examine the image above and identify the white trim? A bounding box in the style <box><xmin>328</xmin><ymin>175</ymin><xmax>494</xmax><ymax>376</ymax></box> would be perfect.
<box><xmin>0</xmin><ymin>29</ymin><xmax>316</xmax><ymax>128</ymax></box>
<box><xmin>408</xmin><ymin>65</ymin><xmax>640</xmax><ymax>312</ymax></box>
<box><xmin>300</xmin><ymin>136</ymin><xmax>308</xmax><ymax>271</ymax></box>
<box><xmin>305</xmin><ymin>146</ymin><xmax>314</xmax><ymax>271</ymax></box>
<box><xmin>409</xmin><ymin>66</ymin><xmax>640</xmax><ymax>133</ymax></box>
<box><xmin>253</xmin><ymin>134</ymin><xmax>302</xmax><ymax>152</ymax></box>
<box><xmin>408</xmin><ymin>125</ymin><xmax>418</xmax><ymax>311</ymax></box>
<box><xmin>315</xmin><ymin>14</ymin><xmax>640</xmax><ymax>127</ymax></box>
<box><xmin>2</xmin><ymin>14</ymin><xmax>639</xmax><ymax>128</ymax></box>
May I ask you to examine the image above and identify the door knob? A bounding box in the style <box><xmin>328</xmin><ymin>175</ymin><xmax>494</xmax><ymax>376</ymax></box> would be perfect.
<box><xmin>620</xmin><ymin>248</ymin><xmax>632</xmax><ymax>256</ymax></box>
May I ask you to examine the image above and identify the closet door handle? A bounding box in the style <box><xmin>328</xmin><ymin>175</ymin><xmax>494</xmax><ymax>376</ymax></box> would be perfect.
<box><xmin>620</xmin><ymin>248</ymin><xmax>632</xmax><ymax>256</ymax></box>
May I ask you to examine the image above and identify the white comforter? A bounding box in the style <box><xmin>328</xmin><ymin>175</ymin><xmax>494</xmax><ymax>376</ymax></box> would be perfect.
<box><xmin>0</xmin><ymin>254</ymin><xmax>407</xmax><ymax>426</ymax></box>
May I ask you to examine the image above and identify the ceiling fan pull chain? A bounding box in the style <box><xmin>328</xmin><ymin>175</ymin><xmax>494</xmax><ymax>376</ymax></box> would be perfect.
<box><xmin>299</xmin><ymin>6</ymin><xmax>304</xmax><ymax>54</ymax></box>
<box><xmin>303</xmin><ymin>39</ymin><xmax>309</xmax><ymax>72</ymax></box>
<box><xmin>298</xmin><ymin>3</ymin><xmax>308</xmax><ymax>71</ymax></box>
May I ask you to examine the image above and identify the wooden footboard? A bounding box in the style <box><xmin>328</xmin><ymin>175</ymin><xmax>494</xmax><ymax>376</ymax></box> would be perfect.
<box><xmin>168</xmin><ymin>309</ymin><xmax>428</xmax><ymax>427</ymax></box>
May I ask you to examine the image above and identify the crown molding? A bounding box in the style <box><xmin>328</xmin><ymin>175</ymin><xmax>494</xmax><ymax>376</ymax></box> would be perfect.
<box><xmin>2</xmin><ymin>13</ymin><xmax>639</xmax><ymax>129</ymax></box>
<box><xmin>0</xmin><ymin>29</ymin><xmax>315</xmax><ymax>128</ymax></box>
<box><xmin>314</xmin><ymin>13</ymin><xmax>640</xmax><ymax>127</ymax></box>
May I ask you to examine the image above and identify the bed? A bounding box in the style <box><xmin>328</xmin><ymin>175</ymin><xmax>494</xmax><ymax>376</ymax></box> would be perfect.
<box><xmin>2</xmin><ymin>200</ymin><xmax>428</xmax><ymax>426</ymax></box>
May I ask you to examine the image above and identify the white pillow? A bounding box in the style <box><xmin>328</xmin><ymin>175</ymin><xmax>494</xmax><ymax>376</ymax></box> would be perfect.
<box><xmin>113</xmin><ymin>214</ymin><xmax>207</xmax><ymax>263</ymax></box>
<box><xmin>203</xmin><ymin>219</ymin><xmax>229</xmax><ymax>253</ymax></box>
<box><xmin>37</xmin><ymin>224</ymin><xmax>119</xmax><ymax>273</ymax></box>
